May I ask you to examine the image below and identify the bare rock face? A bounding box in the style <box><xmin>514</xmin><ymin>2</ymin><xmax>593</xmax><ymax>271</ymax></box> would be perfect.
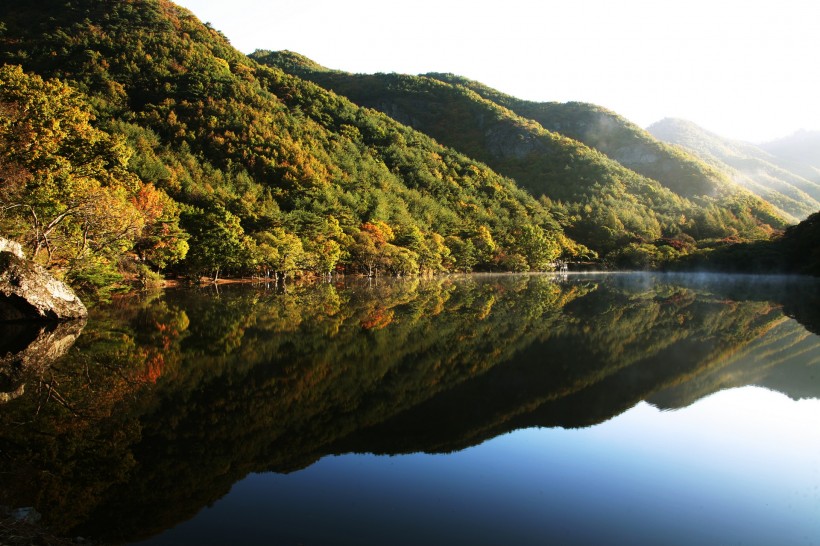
<box><xmin>0</xmin><ymin>251</ymin><xmax>88</xmax><ymax>321</ymax></box>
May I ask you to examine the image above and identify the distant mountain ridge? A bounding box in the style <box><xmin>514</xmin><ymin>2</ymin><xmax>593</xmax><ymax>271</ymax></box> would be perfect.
<box><xmin>423</xmin><ymin>73</ymin><xmax>738</xmax><ymax>200</ymax></box>
<box><xmin>255</xmin><ymin>50</ymin><xmax>787</xmax><ymax>259</ymax></box>
<box><xmin>649</xmin><ymin>118</ymin><xmax>820</xmax><ymax>221</ymax></box>
<box><xmin>761</xmin><ymin>129</ymin><xmax>820</xmax><ymax>183</ymax></box>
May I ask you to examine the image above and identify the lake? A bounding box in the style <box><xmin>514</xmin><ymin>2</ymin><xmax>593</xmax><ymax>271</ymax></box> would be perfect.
<box><xmin>1</xmin><ymin>273</ymin><xmax>818</xmax><ymax>545</ymax></box>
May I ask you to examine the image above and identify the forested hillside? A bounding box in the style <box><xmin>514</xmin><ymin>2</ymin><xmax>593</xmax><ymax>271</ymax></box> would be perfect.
<box><xmin>423</xmin><ymin>73</ymin><xmax>741</xmax><ymax>200</ymax></box>
<box><xmin>672</xmin><ymin>211</ymin><xmax>820</xmax><ymax>276</ymax></box>
<box><xmin>0</xmin><ymin>0</ymin><xmax>579</xmax><ymax>295</ymax></box>
<box><xmin>0</xmin><ymin>0</ymin><xmax>806</xmax><ymax>292</ymax></box>
<box><xmin>255</xmin><ymin>51</ymin><xmax>787</xmax><ymax>259</ymax></box>
<box><xmin>649</xmin><ymin>118</ymin><xmax>820</xmax><ymax>221</ymax></box>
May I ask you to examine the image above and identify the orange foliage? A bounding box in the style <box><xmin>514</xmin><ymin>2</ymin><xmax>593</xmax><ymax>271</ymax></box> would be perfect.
<box><xmin>360</xmin><ymin>221</ymin><xmax>394</xmax><ymax>247</ymax></box>
<box><xmin>360</xmin><ymin>308</ymin><xmax>395</xmax><ymax>330</ymax></box>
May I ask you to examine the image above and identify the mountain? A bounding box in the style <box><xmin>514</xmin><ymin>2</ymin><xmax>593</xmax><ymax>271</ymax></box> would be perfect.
<box><xmin>648</xmin><ymin>118</ymin><xmax>820</xmax><ymax>221</ymax></box>
<box><xmin>0</xmin><ymin>0</ymin><xmax>576</xmax><ymax>287</ymax></box>
<box><xmin>255</xmin><ymin>51</ymin><xmax>787</xmax><ymax>256</ymax></box>
<box><xmin>424</xmin><ymin>73</ymin><xmax>738</xmax><ymax>200</ymax></box>
<box><xmin>0</xmin><ymin>0</ymin><xmax>795</xmax><ymax>285</ymax></box>
<box><xmin>780</xmin><ymin>211</ymin><xmax>820</xmax><ymax>276</ymax></box>
<box><xmin>761</xmin><ymin>130</ymin><xmax>820</xmax><ymax>183</ymax></box>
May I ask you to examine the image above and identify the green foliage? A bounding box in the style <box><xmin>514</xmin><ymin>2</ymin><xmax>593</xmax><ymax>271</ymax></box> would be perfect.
<box><xmin>179</xmin><ymin>203</ymin><xmax>254</xmax><ymax>280</ymax></box>
<box><xmin>0</xmin><ymin>0</ymin><xmax>569</xmax><ymax>281</ymax></box>
<box><xmin>132</xmin><ymin>183</ymin><xmax>189</xmax><ymax>270</ymax></box>
<box><xmin>257</xmin><ymin>56</ymin><xmax>787</xmax><ymax>261</ymax></box>
<box><xmin>0</xmin><ymin>64</ymin><xmax>187</xmax><ymax>294</ymax></box>
<box><xmin>64</xmin><ymin>254</ymin><xmax>128</xmax><ymax>301</ymax></box>
<box><xmin>0</xmin><ymin>65</ymin><xmax>140</xmax><ymax>262</ymax></box>
<box><xmin>134</xmin><ymin>262</ymin><xmax>165</xmax><ymax>288</ymax></box>
<box><xmin>513</xmin><ymin>225</ymin><xmax>560</xmax><ymax>271</ymax></box>
<box><xmin>253</xmin><ymin>227</ymin><xmax>304</xmax><ymax>279</ymax></box>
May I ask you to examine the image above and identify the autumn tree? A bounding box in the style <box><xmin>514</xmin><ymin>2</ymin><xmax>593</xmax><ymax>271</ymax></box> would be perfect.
<box><xmin>350</xmin><ymin>221</ymin><xmax>396</xmax><ymax>276</ymax></box>
<box><xmin>132</xmin><ymin>183</ymin><xmax>189</xmax><ymax>270</ymax></box>
<box><xmin>0</xmin><ymin>65</ymin><xmax>147</xmax><ymax>265</ymax></box>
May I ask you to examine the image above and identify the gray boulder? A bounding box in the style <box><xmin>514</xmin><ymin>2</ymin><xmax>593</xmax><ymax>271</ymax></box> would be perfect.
<box><xmin>0</xmin><ymin>251</ymin><xmax>88</xmax><ymax>321</ymax></box>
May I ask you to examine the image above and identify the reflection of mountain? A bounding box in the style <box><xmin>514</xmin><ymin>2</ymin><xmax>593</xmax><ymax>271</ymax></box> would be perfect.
<box><xmin>0</xmin><ymin>274</ymin><xmax>818</xmax><ymax>543</ymax></box>
<box><xmin>336</xmin><ymin>276</ymin><xmax>820</xmax><ymax>454</ymax></box>
<box><xmin>648</xmin><ymin>317</ymin><xmax>819</xmax><ymax>408</ymax></box>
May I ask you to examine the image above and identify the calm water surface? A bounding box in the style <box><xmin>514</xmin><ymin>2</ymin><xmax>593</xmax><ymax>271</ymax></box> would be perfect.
<box><xmin>1</xmin><ymin>273</ymin><xmax>818</xmax><ymax>545</ymax></box>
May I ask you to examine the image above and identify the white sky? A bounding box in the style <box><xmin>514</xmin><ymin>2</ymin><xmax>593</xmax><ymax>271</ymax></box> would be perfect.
<box><xmin>174</xmin><ymin>0</ymin><xmax>820</xmax><ymax>143</ymax></box>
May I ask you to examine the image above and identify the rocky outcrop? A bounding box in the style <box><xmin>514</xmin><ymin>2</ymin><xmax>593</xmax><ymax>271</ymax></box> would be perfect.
<box><xmin>0</xmin><ymin>237</ymin><xmax>24</xmax><ymax>259</ymax></box>
<box><xmin>484</xmin><ymin>123</ymin><xmax>545</xmax><ymax>161</ymax></box>
<box><xmin>0</xmin><ymin>251</ymin><xmax>87</xmax><ymax>321</ymax></box>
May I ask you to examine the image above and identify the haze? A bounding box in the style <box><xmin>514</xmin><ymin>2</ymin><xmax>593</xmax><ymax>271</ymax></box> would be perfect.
<box><xmin>174</xmin><ymin>0</ymin><xmax>820</xmax><ymax>143</ymax></box>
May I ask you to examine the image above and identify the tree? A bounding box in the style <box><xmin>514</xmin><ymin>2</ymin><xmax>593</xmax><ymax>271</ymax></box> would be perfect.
<box><xmin>304</xmin><ymin>238</ymin><xmax>341</xmax><ymax>278</ymax></box>
<box><xmin>446</xmin><ymin>236</ymin><xmax>478</xmax><ymax>272</ymax></box>
<box><xmin>381</xmin><ymin>244</ymin><xmax>419</xmax><ymax>276</ymax></box>
<box><xmin>254</xmin><ymin>228</ymin><xmax>305</xmax><ymax>281</ymax></box>
<box><xmin>515</xmin><ymin>225</ymin><xmax>560</xmax><ymax>271</ymax></box>
<box><xmin>180</xmin><ymin>204</ymin><xmax>253</xmax><ymax>281</ymax></box>
<box><xmin>133</xmin><ymin>183</ymin><xmax>189</xmax><ymax>270</ymax></box>
<box><xmin>350</xmin><ymin>228</ymin><xmax>381</xmax><ymax>277</ymax></box>
<box><xmin>349</xmin><ymin>221</ymin><xmax>396</xmax><ymax>276</ymax></box>
<box><xmin>0</xmin><ymin>65</ymin><xmax>143</xmax><ymax>265</ymax></box>
<box><xmin>470</xmin><ymin>225</ymin><xmax>497</xmax><ymax>267</ymax></box>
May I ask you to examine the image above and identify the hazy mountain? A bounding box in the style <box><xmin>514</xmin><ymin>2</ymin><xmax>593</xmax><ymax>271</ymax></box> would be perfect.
<box><xmin>760</xmin><ymin>129</ymin><xmax>820</xmax><ymax>184</ymax></box>
<box><xmin>649</xmin><ymin>118</ymin><xmax>820</xmax><ymax>221</ymax></box>
<box><xmin>424</xmin><ymin>73</ymin><xmax>739</xmax><ymax>200</ymax></box>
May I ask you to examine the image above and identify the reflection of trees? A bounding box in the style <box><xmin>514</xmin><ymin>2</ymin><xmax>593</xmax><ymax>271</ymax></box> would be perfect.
<box><xmin>0</xmin><ymin>274</ymin><xmax>817</xmax><ymax>542</ymax></box>
<box><xmin>341</xmin><ymin>277</ymin><xmax>817</xmax><ymax>453</ymax></box>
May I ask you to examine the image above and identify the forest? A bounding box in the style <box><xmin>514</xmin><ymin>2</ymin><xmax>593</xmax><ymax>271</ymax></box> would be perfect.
<box><xmin>0</xmin><ymin>0</ymin><xmax>817</xmax><ymax>300</ymax></box>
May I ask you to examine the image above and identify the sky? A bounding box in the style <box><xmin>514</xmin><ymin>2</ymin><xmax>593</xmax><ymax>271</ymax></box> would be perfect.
<box><xmin>173</xmin><ymin>0</ymin><xmax>820</xmax><ymax>143</ymax></box>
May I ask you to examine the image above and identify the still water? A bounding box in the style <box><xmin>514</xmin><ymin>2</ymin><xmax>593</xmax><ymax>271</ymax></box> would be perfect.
<box><xmin>1</xmin><ymin>273</ymin><xmax>819</xmax><ymax>545</ymax></box>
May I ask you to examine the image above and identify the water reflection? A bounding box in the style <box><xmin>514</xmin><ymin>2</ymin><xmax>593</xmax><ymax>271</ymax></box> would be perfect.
<box><xmin>0</xmin><ymin>273</ymin><xmax>818</xmax><ymax>543</ymax></box>
<box><xmin>0</xmin><ymin>319</ymin><xmax>85</xmax><ymax>403</ymax></box>
<box><xmin>142</xmin><ymin>388</ymin><xmax>820</xmax><ymax>546</ymax></box>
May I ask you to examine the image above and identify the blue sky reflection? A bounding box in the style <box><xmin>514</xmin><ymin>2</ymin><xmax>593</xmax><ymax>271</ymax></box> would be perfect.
<box><xmin>136</xmin><ymin>386</ymin><xmax>820</xmax><ymax>546</ymax></box>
